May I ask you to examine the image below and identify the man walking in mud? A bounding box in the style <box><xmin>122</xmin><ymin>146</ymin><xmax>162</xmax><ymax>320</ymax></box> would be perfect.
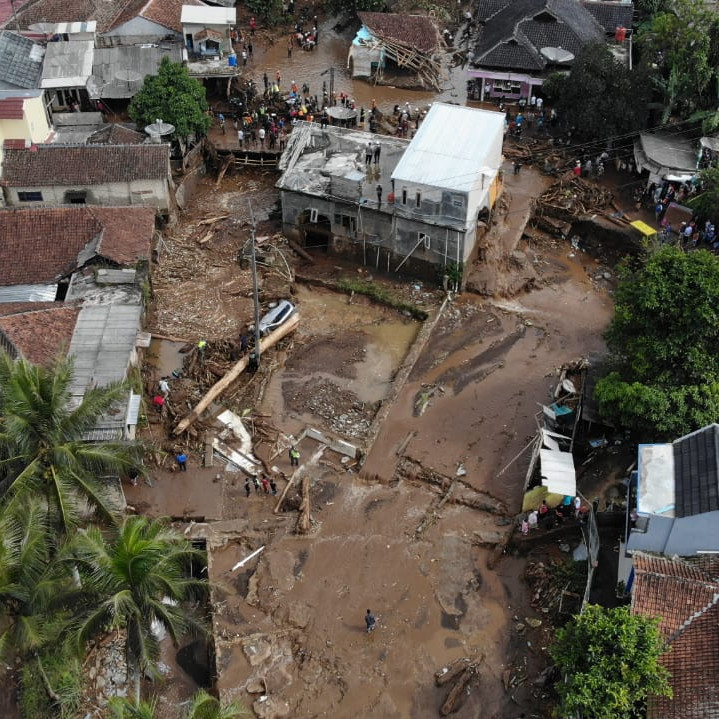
<box><xmin>365</xmin><ymin>609</ymin><xmax>376</xmax><ymax>633</ymax></box>
<box><xmin>289</xmin><ymin>445</ymin><xmax>300</xmax><ymax>466</ymax></box>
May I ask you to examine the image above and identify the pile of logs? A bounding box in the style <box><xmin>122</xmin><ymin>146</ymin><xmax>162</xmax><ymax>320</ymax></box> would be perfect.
<box><xmin>435</xmin><ymin>656</ymin><xmax>482</xmax><ymax>716</ymax></box>
<box><xmin>534</xmin><ymin>177</ymin><xmax>614</xmax><ymax>222</ymax></box>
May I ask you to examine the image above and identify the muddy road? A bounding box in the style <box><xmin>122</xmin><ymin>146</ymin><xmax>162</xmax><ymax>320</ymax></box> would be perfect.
<box><xmin>135</xmin><ymin>159</ymin><xmax>613</xmax><ymax>718</ymax></box>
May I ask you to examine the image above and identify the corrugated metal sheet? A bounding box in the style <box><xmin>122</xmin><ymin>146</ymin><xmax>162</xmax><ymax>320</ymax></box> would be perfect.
<box><xmin>391</xmin><ymin>103</ymin><xmax>505</xmax><ymax>193</ymax></box>
<box><xmin>0</xmin><ymin>284</ymin><xmax>57</xmax><ymax>302</ymax></box>
<box><xmin>68</xmin><ymin>304</ymin><xmax>141</xmax><ymax>400</ymax></box>
<box><xmin>539</xmin><ymin>447</ymin><xmax>576</xmax><ymax>496</ymax></box>
<box><xmin>41</xmin><ymin>40</ymin><xmax>94</xmax><ymax>88</ymax></box>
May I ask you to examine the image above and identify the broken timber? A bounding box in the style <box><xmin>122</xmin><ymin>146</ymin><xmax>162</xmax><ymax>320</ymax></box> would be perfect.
<box><xmin>173</xmin><ymin>314</ymin><xmax>300</xmax><ymax>435</ymax></box>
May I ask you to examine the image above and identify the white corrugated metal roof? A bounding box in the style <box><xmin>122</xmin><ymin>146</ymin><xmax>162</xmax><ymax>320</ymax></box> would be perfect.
<box><xmin>181</xmin><ymin>6</ymin><xmax>235</xmax><ymax>24</ymax></box>
<box><xmin>41</xmin><ymin>40</ymin><xmax>94</xmax><ymax>88</ymax></box>
<box><xmin>67</xmin><ymin>304</ymin><xmax>142</xmax><ymax>400</ymax></box>
<box><xmin>539</xmin><ymin>447</ymin><xmax>576</xmax><ymax>496</ymax></box>
<box><xmin>391</xmin><ymin>103</ymin><xmax>505</xmax><ymax>193</ymax></box>
<box><xmin>0</xmin><ymin>284</ymin><xmax>57</xmax><ymax>302</ymax></box>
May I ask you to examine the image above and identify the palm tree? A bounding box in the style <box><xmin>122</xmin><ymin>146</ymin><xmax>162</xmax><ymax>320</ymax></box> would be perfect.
<box><xmin>108</xmin><ymin>690</ymin><xmax>248</xmax><ymax>719</ymax></box>
<box><xmin>108</xmin><ymin>696</ymin><xmax>159</xmax><ymax>719</ymax></box>
<box><xmin>72</xmin><ymin>516</ymin><xmax>208</xmax><ymax>704</ymax></box>
<box><xmin>0</xmin><ymin>351</ymin><xmax>139</xmax><ymax>534</ymax></box>
<box><xmin>183</xmin><ymin>689</ymin><xmax>249</xmax><ymax>719</ymax></box>
<box><xmin>0</xmin><ymin>498</ymin><xmax>83</xmax><ymax>709</ymax></box>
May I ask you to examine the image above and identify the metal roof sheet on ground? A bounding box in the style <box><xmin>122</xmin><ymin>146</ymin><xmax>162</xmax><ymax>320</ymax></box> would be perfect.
<box><xmin>391</xmin><ymin>103</ymin><xmax>505</xmax><ymax>193</ymax></box>
<box><xmin>181</xmin><ymin>5</ymin><xmax>235</xmax><ymax>24</ymax></box>
<box><xmin>67</xmin><ymin>304</ymin><xmax>142</xmax><ymax>403</ymax></box>
<box><xmin>539</xmin><ymin>447</ymin><xmax>576</xmax><ymax>496</ymax></box>
<box><xmin>41</xmin><ymin>40</ymin><xmax>94</xmax><ymax>88</ymax></box>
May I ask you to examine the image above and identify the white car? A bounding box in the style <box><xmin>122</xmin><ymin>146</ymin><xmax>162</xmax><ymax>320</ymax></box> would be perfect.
<box><xmin>258</xmin><ymin>300</ymin><xmax>295</xmax><ymax>336</ymax></box>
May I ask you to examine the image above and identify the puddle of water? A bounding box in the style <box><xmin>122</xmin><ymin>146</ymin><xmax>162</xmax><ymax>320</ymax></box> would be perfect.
<box><xmin>146</xmin><ymin>338</ymin><xmax>186</xmax><ymax>378</ymax></box>
<box><xmin>261</xmin><ymin>284</ymin><xmax>420</xmax><ymax>416</ymax></box>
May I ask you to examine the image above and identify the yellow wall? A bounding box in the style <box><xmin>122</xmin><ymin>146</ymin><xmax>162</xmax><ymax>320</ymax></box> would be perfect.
<box><xmin>0</xmin><ymin>95</ymin><xmax>52</xmax><ymax>171</ymax></box>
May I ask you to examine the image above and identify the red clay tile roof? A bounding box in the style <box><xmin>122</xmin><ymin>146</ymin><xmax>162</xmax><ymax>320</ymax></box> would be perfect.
<box><xmin>108</xmin><ymin>0</ymin><xmax>205</xmax><ymax>34</ymax></box>
<box><xmin>91</xmin><ymin>206</ymin><xmax>155</xmax><ymax>264</ymax></box>
<box><xmin>12</xmin><ymin>0</ymin><xmax>205</xmax><ymax>33</ymax></box>
<box><xmin>86</xmin><ymin>124</ymin><xmax>147</xmax><ymax>145</ymax></box>
<box><xmin>358</xmin><ymin>12</ymin><xmax>440</xmax><ymax>54</ymax></box>
<box><xmin>2</xmin><ymin>143</ymin><xmax>169</xmax><ymax>186</ymax></box>
<box><xmin>2</xmin><ymin>138</ymin><xmax>27</xmax><ymax>149</ymax></box>
<box><xmin>0</xmin><ymin>303</ymin><xmax>79</xmax><ymax>365</ymax></box>
<box><xmin>632</xmin><ymin>553</ymin><xmax>719</xmax><ymax>719</ymax></box>
<box><xmin>0</xmin><ymin>205</ymin><xmax>154</xmax><ymax>285</ymax></box>
<box><xmin>12</xmin><ymin>0</ymin><xmax>95</xmax><ymax>31</ymax></box>
<box><xmin>0</xmin><ymin>97</ymin><xmax>24</xmax><ymax>119</ymax></box>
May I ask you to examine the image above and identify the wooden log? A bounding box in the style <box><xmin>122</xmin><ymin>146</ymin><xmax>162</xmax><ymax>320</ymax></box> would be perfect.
<box><xmin>435</xmin><ymin>658</ymin><xmax>470</xmax><ymax>687</ymax></box>
<box><xmin>151</xmin><ymin>332</ymin><xmax>191</xmax><ymax>343</ymax></box>
<box><xmin>440</xmin><ymin>667</ymin><xmax>476</xmax><ymax>716</ymax></box>
<box><xmin>297</xmin><ymin>474</ymin><xmax>311</xmax><ymax>533</ymax></box>
<box><xmin>287</xmin><ymin>238</ymin><xmax>315</xmax><ymax>264</ymax></box>
<box><xmin>173</xmin><ymin>314</ymin><xmax>300</xmax><ymax>435</ymax></box>
<box><xmin>198</xmin><ymin>214</ymin><xmax>230</xmax><ymax>226</ymax></box>
<box><xmin>216</xmin><ymin>156</ymin><xmax>233</xmax><ymax>186</ymax></box>
<box><xmin>274</xmin><ymin>471</ymin><xmax>298</xmax><ymax>514</ymax></box>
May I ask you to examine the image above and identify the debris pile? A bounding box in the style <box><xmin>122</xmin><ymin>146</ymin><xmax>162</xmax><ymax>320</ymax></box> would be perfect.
<box><xmin>533</xmin><ymin>178</ymin><xmax>614</xmax><ymax>223</ymax></box>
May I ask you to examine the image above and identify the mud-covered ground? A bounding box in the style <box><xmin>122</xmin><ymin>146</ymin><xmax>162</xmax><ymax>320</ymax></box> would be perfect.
<box><xmin>128</xmin><ymin>153</ymin><xmax>619</xmax><ymax>719</ymax></box>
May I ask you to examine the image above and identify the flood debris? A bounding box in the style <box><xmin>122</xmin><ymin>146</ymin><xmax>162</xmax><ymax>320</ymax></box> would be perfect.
<box><xmin>413</xmin><ymin>383</ymin><xmax>444</xmax><ymax>416</ymax></box>
<box><xmin>435</xmin><ymin>656</ymin><xmax>483</xmax><ymax>716</ymax></box>
<box><xmin>534</xmin><ymin>177</ymin><xmax>614</xmax><ymax>222</ymax></box>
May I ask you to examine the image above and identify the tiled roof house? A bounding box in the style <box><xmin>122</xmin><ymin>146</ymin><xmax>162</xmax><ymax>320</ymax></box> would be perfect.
<box><xmin>467</xmin><ymin>0</ymin><xmax>624</xmax><ymax>101</ymax></box>
<box><xmin>1</xmin><ymin>143</ymin><xmax>173</xmax><ymax>210</ymax></box>
<box><xmin>632</xmin><ymin>553</ymin><xmax>719</xmax><ymax>719</ymax></box>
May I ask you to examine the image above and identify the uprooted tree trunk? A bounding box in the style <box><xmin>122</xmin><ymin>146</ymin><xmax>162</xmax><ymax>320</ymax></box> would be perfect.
<box><xmin>296</xmin><ymin>474</ymin><xmax>311</xmax><ymax>534</ymax></box>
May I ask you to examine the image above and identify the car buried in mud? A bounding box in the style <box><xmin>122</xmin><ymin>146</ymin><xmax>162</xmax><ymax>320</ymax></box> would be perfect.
<box><xmin>258</xmin><ymin>299</ymin><xmax>296</xmax><ymax>336</ymax></box>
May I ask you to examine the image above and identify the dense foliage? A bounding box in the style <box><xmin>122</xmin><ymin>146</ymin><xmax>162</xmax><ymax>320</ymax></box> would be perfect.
<box><xmin>551</xmin><ymin>605</ymin><xmax>671</xmax><ymax>719</ymax></box>
<box><xmin>0</xmin><ymin>352</ymin><xmax>138</xmax><ymax>535</ymax></box>
<box><xmin>541</xmin><ymin>43</ymin><xmax>650</xmax><ymax>141</ymax></box>
<box><xmin>595</xmin><ymin>246</ymin><xmax>719</xmax><ymax>437</ymax></box>
<box><xmin>637</xmin><ymin>0</ymin><xmax>719</xmax><ymax>121</ymax></box>
<box><xmin>129</xmin><ymin>57</ymin><xmax>211</xmax><ymax>138</ymax></box>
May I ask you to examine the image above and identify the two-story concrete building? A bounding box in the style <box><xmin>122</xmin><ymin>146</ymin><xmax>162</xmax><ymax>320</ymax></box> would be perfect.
<box><xmin>277</xmin><ymin>103</ymin><xmax>505</xmax><ymax>282</ymax></box>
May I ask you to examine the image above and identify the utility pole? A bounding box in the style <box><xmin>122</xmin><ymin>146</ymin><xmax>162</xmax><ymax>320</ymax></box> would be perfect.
<box><xmin>329</xmin><ymin>66</ymin><xmax>334</xmax><ymax>106</ymax></box>
<box><xmin>248</xmin><ymin>201</ymin><xmax>261</xmax><ymax>370</ymax></box>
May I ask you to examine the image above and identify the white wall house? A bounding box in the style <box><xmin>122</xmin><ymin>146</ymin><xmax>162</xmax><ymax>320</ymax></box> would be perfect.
<box><xmin>181</xmin><ymin>5</ymin><xmax>235</xmax><ymax>57</ymax></box>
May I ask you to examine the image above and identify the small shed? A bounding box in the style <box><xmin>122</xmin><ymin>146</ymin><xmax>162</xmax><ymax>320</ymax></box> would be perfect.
<box><xmin>181</xmin><ymin>5</ymin><xmax>235</xmax><ymax>57</ymax></box>
<box><xmin>348</xmin><ymin>12</ymin><xmax>441</xmax><ymax>89</ymax></box>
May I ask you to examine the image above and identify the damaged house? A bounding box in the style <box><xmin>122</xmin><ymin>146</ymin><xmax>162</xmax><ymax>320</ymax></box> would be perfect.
<box><xmin>0</xmin><ymin>204</ymin><xmax>156</xmax><ymax>438</ymax></box>
<box><xmin>277</xmin><ymin>103</ymin><xmax>504</xmax><ymax>282</ymax></box>
<box><xmin>348</xmin><ymin>12</ymin><xmax>442</xmax><ymax>90</ymax></box>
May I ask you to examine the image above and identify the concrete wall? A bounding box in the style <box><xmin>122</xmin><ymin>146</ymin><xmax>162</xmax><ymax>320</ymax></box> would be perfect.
<box><xmin>280</xmin><ymin>190</ymin><xmax>470</xmax><ymax>281</ymax></box>
<box><xmin>4</xmin><ymin>179</ymin><xmax>170</xmax><ymax>210</ymax></box>
<box><xmin>182</xmin><ymin>22</ymin><xmax>232</xmax><ymax>54</ymax></box>
<box><xmin>348</xmin><ymin>45</ymin><xmax>382</xmax><ymax>78</ymax></box>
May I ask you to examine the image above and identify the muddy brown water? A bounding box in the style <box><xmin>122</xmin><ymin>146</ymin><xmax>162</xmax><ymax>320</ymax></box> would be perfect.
<box><xmin>246</xmin><ymin>20</ymin><xmax>468</xmax><ymax>115</ymax></box>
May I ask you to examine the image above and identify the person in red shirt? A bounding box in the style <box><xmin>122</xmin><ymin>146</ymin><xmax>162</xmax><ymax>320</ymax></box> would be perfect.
<box><xmin>250</xmin><ymin>17</ymin><xmax>256</xmax><ymax>35</ymax></box>
<box><xmin>152</xmin><ymin>395</ymin><xmax>165</xmax><ymax>413</ymax></box>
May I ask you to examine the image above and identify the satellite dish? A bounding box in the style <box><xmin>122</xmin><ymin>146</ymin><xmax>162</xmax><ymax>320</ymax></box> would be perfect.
<box><xmin>144</xmin><ymin>119</ymin><xmax>175</xmax><ymax>142</ymax></box>
<box><xmin>114</xmin><ymin>69</ymin><xmax>143</xmax><ymax>87</ymax></box>
<box><xmin>540</xmin><ymin>46</ymin><xmax>575</xmax><ymax>64</ymax></box>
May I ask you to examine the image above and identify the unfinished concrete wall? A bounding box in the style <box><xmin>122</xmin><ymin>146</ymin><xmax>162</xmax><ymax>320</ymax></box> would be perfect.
<box><xmin>280</xmin><ymin>190</ymin><xmax>469</xmax><ymax>282</ymax></box>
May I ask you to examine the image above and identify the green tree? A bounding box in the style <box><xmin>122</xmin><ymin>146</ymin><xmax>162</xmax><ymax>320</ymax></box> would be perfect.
<box><xmin>543</xmin><ymin>42</ymin><xmax>651</xmax><ymax>140</ymax></box>
<box><xmin>324</xmin><ymin>0</ymin><xmax>385</xmax><ymax>15</ymax></box>
<box><xmin>0</xmin><ymin>499</ymin><xmax>85</xmax><ymax>717</ymax></box>
<box><xmin>687</xmin><ymin>166</ymin><xmax>719</xmax><ymax>219</ymax></box>
<box><xmin>551</xmin><ymin>605</ymin><xmax>671</xmax><ymax>719</ymax></box>
<box><xmin>638</xmin><ymin>0</ymin><xmax>719</xmax><ymax>121</ymax></box>
<box><xmin>108</xmin><ymin>690</ymin><xmax>248</xmax><ymax>719</ymax></box>
<box><xmin>595</xmin><ymin>246</ymin><xmax>719</xmax><ymax>436</ymax></box>
<box><xmin>129</xmin><ymin>57</ymin><xmax>211</xmax><ymax>138</ymax></box>
<box><xmin>73</xmin><ymin>516</ymin><xmax>207</xmax><ymax>704</ymax></box>
<box><xmin>0</xmin><ymin>351</ymin><xmax>138</xmax><ymax>535</ymax></box>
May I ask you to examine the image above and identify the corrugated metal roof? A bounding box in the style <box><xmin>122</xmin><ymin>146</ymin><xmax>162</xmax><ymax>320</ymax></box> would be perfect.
<box><xmin>0</xmin><ymin>284</ymin><xmax>57</xmax><ymax>302</ymax></box>
<box><xmin>391</xmin><ymin>103</ymin><xmax>505</xmax><ymax>193</ymax></box>
<box><xmin>41</xmin><ymin>40</ymin><xmax>94</xmax><ymax>88</ymax></box>
<box><xmin>67</xmin><ymin>304</ymin><xmax>141</xmax><ymax>400</ymax></box>
<box><xmin>0</xmin><ymin>30</ymin><xmax>44</xmax><ymax>89</ymax></box>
